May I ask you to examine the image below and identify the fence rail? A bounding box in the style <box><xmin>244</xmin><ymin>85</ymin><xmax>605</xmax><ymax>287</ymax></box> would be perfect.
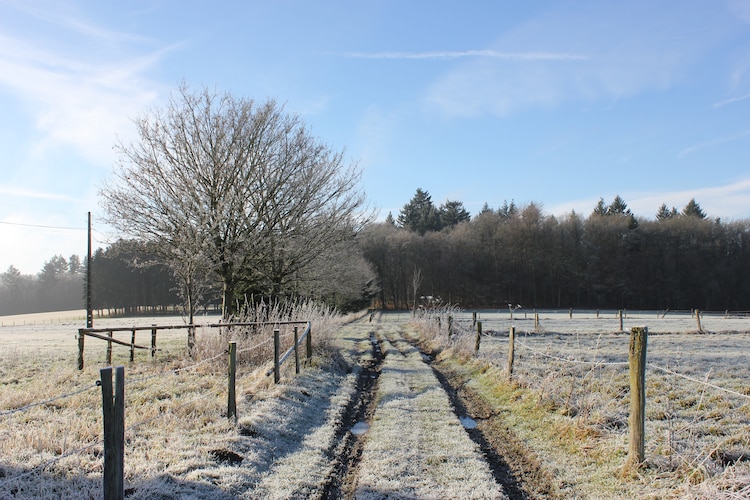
<box><xmin>76</xmin><ymin>320</ymin><xmax>310</xmax><ymax>369</ymax></box>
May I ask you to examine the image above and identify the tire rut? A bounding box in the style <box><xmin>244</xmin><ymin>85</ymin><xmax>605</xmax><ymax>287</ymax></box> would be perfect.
<box><xmin>319</xmin><ymin>331</ymin><xmax>385</xmax><ymax>499</ymax></box>
<box><xmin>396</xmin><ymin>334</ymin><xmax>559</xmax><ymax>500</ymax></box>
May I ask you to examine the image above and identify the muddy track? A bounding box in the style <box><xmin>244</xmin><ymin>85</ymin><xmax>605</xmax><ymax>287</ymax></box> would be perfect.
<box><xmin>320</xmin><ymin>331</ymin><xmax>385</xmax><ymax>499</ymax></box>
<box><xmin>388</xmin><ymin>332</ymin><xmax>558</xmax><ymax>500</ymax></box>
<box><xmin>427</xmin><ymin>359</ymin><xmax>560</xmax><ymax>500</ymax></box>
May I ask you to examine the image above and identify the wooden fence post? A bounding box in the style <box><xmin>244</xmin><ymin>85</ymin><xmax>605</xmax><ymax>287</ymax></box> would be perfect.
<box><xmin>101</xmin><ymin>366</ymin><xmax>125</xmax><ymax>500</ymax></box>
<box><xmin>628</xmin><ymin>326</ymin><xmax>648</xmax><ymax>468</ymax></box>
<box><xmin>151</xmin><ymin>325</ymin><xmax>157</xmax><ymax>358</ymax></box>
<box><xmin>273</xmin><ymin>329</ymin><xmax>280</xmax><ymax>384</ymax></box>
<box><xmin>534</xmin><ymin>313</ymin><xmax>539</xmax><ymax>333</ymax></box>
<box><xmin>227</xmin><ymin>341</ymin><xmax>237</xmax><ymax>422</ymax></box>
<box><xmin>474</xmin><ymin>321</ymin><xmax>482</xmax><ymax>356</ymax></box>
<box><xmin>77</xmin><ymin>330</ymin><xmax>85</xmax><ymax>370</ymax></box>
<box><xmin>187</xmin><ymin>325</ymin><xmax>196</xmax><ymax>358</ymax></box>
<box><xmin>447</xmin><ymin>315</ymin><xmax>453</xmax><ymax>341</ymax></box>
<box><xmin>507</xmin><ymin>326</ymin><xmax>516</xmax><ymax>381</ymax></box>
<box><xmin>293</xmin><ymin>326</ymin><xmax>300</xmax><ymax>375</ymax></box>
<box><xmin>306</xmin><ymin>324</ymin><xmax>312</xmax><ymax>361</ymax></box>
<box><xmin>619</xmin><ymin>310</ymin><xmax>624</xmax><ymax>332</ymax></box>
<box><xmin>472</xmin><ymin>311</ymin><xmax>477</xmax><ymax>329</ymax></box>
<box><xmin>106</xmin><ymin>330</ymin><xmax>113</xmax><ymax>365</ymax></box>
<box><xmin>695</xmin><ymin>309</ymin><xmax>703</xmax><ymax>332</ymax></box>
<box><xmin>129</xmin><ymin>329</ymin><xmax>136</xmax><ymax>363</ymax></box>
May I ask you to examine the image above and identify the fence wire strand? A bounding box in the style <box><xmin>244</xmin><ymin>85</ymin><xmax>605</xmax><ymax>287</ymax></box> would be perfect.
<box><xmin>0</xmin><ymin>383</ymin><xmax>100</xmax><ymax>418</ymax></box>
<box><xmin>648</xmin><ymin>363</ymin><xmax>750</xmax><ymax>402</ymax></box>
<box><xmin>0</xmin><ymin>437</ymin><xmax>102</xmax><ymax>489</ymax></box>
<box><xmin>514</xmin><ymin>338</ymin><xmax>629</xmax><ymax>367</ymax></box>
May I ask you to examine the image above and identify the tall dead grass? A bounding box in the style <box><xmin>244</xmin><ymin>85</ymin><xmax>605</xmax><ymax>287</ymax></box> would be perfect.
<box><xmin>0</xmin><ymin>299</ymin><xmax>352</xmax><ymax>498</ymax></box>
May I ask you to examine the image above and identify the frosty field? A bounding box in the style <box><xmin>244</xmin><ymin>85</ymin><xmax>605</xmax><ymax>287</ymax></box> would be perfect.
<box><xmin>1</xmin><ymin>308</ymin><xmax>749</xmax><ymax>498</ymax></box>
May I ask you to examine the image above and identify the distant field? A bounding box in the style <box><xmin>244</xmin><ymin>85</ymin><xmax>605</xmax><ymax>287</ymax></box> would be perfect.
<box><xmin>450</xmin><ymin>308</ymin><xmax>750</xmax><ymax>335</ymax></box>
<box><xmin>0</xmin><ymin>310</ymin><xmax>222</xmax><ymax>362</ymax></box>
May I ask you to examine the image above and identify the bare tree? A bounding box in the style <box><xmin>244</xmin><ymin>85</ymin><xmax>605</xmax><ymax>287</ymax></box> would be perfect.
<box><xmin>100</xmin><ymin>84</ymin><xmax>369</xmax><ymax>318</ymax></box>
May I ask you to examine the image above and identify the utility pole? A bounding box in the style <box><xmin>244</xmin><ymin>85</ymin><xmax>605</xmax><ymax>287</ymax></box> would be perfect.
<box><xmin>86</xmin><ymin>211</ymin><xmax>93</xmax><ymax>328</ymax></box>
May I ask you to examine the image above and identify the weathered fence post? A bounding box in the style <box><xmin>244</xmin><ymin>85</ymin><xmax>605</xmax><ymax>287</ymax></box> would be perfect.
<box><xmin>273</xmin><ymin>329</ymin><xmax>280</xmax><ymax>384</ymax></box>
<box><xmin>628</xmin><ymin>326</ymin><xmax>648</xmax><ymax>468</ymax></box>
<box><xmin>306</xmin><ymin>323</ymin><xmax>313</xmax><ymax>361</ymax></box>
<box><xmin>472</xmin><ymin>311</ymin><xmax>477</xmax><ymax>329</ymax></box>
<box><xmin>534</xmin><ymin>312</ymin><xmax>540</xmax><ymax>333</ymax></box>
<box><xmin>77</xmin><ymin>330</ymin><xmax>85</xmax><ymax>370</ymax></box>
<box><xmin>619</xmin><ymin>310</ymin><xmax>624</xmax><ymax>332</ymax></box>
<box><xmin>106</xmin><ymin>330</ymin><xmax>113</xmax><ymax>365</ymax></box>
<box><xmin>695</xmin><ymin>309</ymin><xmax>703</xmax><ymax>332</ymax></box>
<box><xmin>569</xmin><ymin>308</ymin><xmax>573</xmax><ymax>319</ymax></box>
<box><xmin>474</xmin><ymin>321</ymin><xmax>482</xmax><ymax>356</ymax></box>
<box><xmin>187</xmin><ymin>325</ymin><xmax>196</xmax><ymax>358</ymax></box>
<box><xmin>227</xmin><ymin>341</ymin><xmax>237</xmax><ymax>422</ymax></box>
<box><xmin>507</xmin><ymin>326</ymin><xmax>516</xmax><ymax>381</ymax></box>
<box><xmin>447</xmin><ymin>315</ymin><xmax>453</xmax><ymax>341</ymax></box>
<box><xmin>100</xmin><ymin>366</ymin><xmax>125</xmax><ymax>500</ymax></box>
<box><xmin>129</xmin><ymin>329</ymin><xmax>136</xmax><ymax>362</ymax></box>
<box><xmin>151</xmin><ymin>325</ymin><xmax>157</xmax><ymax>358</ymax></box>
<box><xmin>293</xmin><ymin>326</ymin><xmax>300</xmax><ymax>375</ymax></box>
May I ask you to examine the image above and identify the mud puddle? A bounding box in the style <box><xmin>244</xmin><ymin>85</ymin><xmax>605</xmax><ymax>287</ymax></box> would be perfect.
<box><xmin>319</xmin><ymin>331</ymin><xmax>385</xmax><ymax>499</ymax></box>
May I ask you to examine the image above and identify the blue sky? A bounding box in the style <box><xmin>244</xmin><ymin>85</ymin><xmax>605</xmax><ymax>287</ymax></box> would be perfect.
<box><xmin>2</xmin><ymin>0</ymin><xmax>750</xmax><ymax>274</ymax></box>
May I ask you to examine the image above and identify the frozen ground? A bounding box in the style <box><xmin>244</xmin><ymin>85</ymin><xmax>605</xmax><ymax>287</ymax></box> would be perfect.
<box><xmin>0</xmin><ymin>311</ymin><xmax>511</xmax><ymax>498</ymax></box>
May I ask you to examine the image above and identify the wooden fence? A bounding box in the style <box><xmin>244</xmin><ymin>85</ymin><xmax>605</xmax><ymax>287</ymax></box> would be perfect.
<box><xmin>76</xmin><ymin>320</ymin><xmax>310</xmax><ymax>370</ymax></box>
<box><xmin>97</xmin><ymin>321</ymin><xmax>312</xmax><ymax>498</ymax></box>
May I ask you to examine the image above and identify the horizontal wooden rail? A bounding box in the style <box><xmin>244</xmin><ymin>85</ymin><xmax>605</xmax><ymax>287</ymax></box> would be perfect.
<box><xmin>81</xmin><ymin>330</ymin><xmax>149</xmax><ymax>350</ymax></box>
<box><xmin>77</xmin><ymin>320</ymin><xmax>311</xmax><ymax>370</ymax></box>
<box><xmin>80</xmin><ymin>320</ymin><xmax>310</xmax><ymax>335</ymax></box>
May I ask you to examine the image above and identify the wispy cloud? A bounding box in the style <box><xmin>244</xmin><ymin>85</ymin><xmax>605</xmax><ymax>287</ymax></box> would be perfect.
<box><xmin>340</xmin><ymin>50</ymin><xmax>588</xmax><ymax>61</ymax></box>
<box><xmin>423</xmin><ymin>2</ymin><xmax>732</xmax><ymax>118</ymax></box>
<box><xmin>711</xmin><ymin>92</ymin><xmax>750</xmax><ymax>108</ymax></box>
<box><xmin>0</xmin><ymin>186</ymin><xmax>80</xmax><ymax>202</ymax></box>
<box><xmin>0</xmin><ymin>8</ymin><xmax>172</xmax><ymax>166</ymax></box>
<box><xmin>678</xmin><ymin>130</ymin><xmax>750</xmax><ymax>158</ymax></box>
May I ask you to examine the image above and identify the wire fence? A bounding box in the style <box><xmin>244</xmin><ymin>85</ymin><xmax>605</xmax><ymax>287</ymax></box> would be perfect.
<box><xmin>409</xmin><ymin>308</ymin><xmax>750</xmax><ymax>480</ymax></box>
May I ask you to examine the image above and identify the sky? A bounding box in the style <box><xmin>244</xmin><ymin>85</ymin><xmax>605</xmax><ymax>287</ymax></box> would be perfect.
<box><xmin>1</xmin><ymin>0</ymin><xmax>750</xmax><ymax>275</ymax></box>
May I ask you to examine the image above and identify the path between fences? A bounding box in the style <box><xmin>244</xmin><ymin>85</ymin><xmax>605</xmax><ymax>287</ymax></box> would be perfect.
<box><xmin>139</xmin><ymin>316</ymin><xmax>532</xmax><ymax>499</ymax></box>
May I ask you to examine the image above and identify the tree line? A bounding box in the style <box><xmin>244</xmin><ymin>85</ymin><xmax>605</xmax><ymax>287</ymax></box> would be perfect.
<box><xmin>4</xmin><ymin>83</ymin><xmax>747</xmax><ymax>318</ymax></box>
<box><xmin>359</xmin><ymin>190</ymin><xmax>750</xmax><ymax>311</ymax></box>
<box><xmin>0</xmin><ymin>244</ymin><xmax>181</xmax><ymax>316</ymax></box>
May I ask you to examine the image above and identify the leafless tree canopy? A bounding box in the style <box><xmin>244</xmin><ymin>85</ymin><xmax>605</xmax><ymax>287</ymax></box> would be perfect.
<box><xmin>100</xmin><ymin>85</ymin><xmax>370</xmax><ymax>318</ymax></box>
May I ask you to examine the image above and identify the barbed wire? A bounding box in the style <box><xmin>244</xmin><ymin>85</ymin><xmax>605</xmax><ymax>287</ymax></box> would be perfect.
<box><xmin>648</xmin><ymin>363</ymin><xmax>750</xmax><ymax>402</ymax></box>
<box><xmin>0</xmin><ymin>437</ymin><xmax>102</xmax><ymax>490</ymax></box>
<box><xmin>514</xmin><ymin>338</ymin><xmax>629</xmax><ymax>366</ymax></box>
<box><xmin>125</xmin><ymin>389</ymin><xmax>219</xmax><ymax>434</ymax></box>
<box><xmin>498</xmin><ymin>337</ymin><xmax>750</xmax><ymax>401</ymax></box>
<box><xmin>0</xmin><ymin>383</ymin><xmax>100</xmax><ymax>418</ymax></box>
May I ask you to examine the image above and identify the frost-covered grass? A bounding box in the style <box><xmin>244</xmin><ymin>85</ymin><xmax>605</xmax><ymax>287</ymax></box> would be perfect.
<box><xmin>411</xmin><ymin>308</ymin><xmax>750</xmax><ymax>498</ymax></box>
<box><xmin>0</xmin><ymin>305</ymin><xmax>362</xmax><ymax>499</ymax></box>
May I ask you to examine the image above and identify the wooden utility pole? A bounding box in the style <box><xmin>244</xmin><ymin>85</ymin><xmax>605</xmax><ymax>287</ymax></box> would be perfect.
<box><xmin>86</xmin><ymin>212</ymin><xmax>93</xmax><ymax>329</ymax></box>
